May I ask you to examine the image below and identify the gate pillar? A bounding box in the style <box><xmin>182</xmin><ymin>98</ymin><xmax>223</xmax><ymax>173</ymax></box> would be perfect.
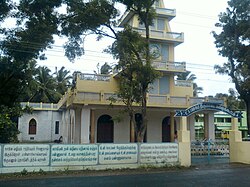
<box><xmin>178</xmin><ymin>116</ymin><xmax>191</xmax><ymax>167</ymax></box>
<box><xmin>229</xmin><ymin>117</ymin><xmax>243</xmax><ymax>163</ymax></box>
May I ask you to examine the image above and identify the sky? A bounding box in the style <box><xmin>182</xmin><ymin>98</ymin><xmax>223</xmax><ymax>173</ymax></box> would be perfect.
<box><xmin>38</xmin><ymin>0</ymin><xmax>236</xmax><ymax>97</ymax></box>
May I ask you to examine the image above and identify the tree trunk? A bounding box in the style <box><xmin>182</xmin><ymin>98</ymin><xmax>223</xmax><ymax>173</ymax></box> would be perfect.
<box><xmin>129</xmin><ymin>112</ymin><xmax>135</xmax><ymax>142</ymax></box>
<box><xmin>245</xmin><ymin>99</ymin><xmax>250</xmax><ymax>135</ymax></box>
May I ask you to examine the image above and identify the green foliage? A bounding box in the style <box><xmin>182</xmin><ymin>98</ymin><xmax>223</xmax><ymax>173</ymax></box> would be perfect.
<box><xmin>0</xmin><ymin>0</ymin><xmax>12</xmax><ymax>22</ymax></box>
<box><xmin>20</xmin><ymin>168</ymin><xmax>28</xmax><ymax>176</ymax></box>
<box><xmin>212</xmin><ymin>0</ymin><xmax>250</xmax><ymax>133</ymax></box>
<box><xmin>54</xmin><ymin>66</ymin><xmax>72</xmax><ymax>95</ymax></box>
<box><xmin>0</xmin><ymin>105</ymin><xmax>21</xmax><ymax>143</ymax></box>
<box><xmin>100</xmin><ymin>62</ymin><xmax>112</xmax><ymax>74</ymax></box>
<box><xmin>108</xmin><ymin>25</ymin><xmax>159</xmax><ymax>142</ymax></box>
<box><xmin>214</xmin><ymin>88</ymin><xmax>245</xmax><ymax>110</ymax></box>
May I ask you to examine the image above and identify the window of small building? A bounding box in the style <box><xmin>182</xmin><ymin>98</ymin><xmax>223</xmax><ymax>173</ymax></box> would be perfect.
<box><xmin>225</xmin><ymin>118</ymin><xmax>231</xmax><ymax>123</ymax></box>
<box><xmin>55</xmin><ymin>121</ymin><xmax>59</xmax><ymax>134</ymax></box>
<box><xmin>216</xmin><ymin>117</ymin><xmax>224</xmax><ymax>123</ymax></box>
<box><xmin>29</xmin><ymin>119</ymin><xmax>37</xmax><ymax>135</ymax></box>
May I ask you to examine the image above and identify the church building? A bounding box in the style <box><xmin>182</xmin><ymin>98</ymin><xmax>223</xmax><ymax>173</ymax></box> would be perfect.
<box><xmin>18</xmin><ymin>0</ymin><xmax>225</xmax><ymax>144</ymax></box>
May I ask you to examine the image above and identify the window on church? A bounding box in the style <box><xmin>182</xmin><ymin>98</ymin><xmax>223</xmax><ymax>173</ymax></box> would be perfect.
<box><xmin>29</xmin><ymin>119</ymin><xmax>37</xmax><ymax>135</ymax></box>
<box><xmin>55</xmin><ymin>121</ymin><xmax>59</xmax><ymax>134</ymax></box>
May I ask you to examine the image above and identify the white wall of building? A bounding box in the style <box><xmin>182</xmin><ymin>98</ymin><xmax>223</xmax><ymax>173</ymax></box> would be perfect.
<box><xmin>18</xmin><ymin>110</ymin><xmax>62</xmax><ymax>142</ymax></box>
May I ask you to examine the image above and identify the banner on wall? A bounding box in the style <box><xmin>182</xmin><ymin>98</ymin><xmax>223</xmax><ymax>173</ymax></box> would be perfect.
<box><xmin>99</xmin><ymin>144</ymin><xmax>138</xmax><ymax>164</ymax></box>
<box><xmin>3</xmin><ymin>144</ymin><xmax>50</xmax><ymax>167</ymax></box>
<box><xmin>140</xmin><ymin>143</ymin><xmax>178</xmax><ymax>164</ymax></box>
<box><xmin>51</xmin><ymin>144</ymin><xmax>98</xmax><ymax>166</ymax></box>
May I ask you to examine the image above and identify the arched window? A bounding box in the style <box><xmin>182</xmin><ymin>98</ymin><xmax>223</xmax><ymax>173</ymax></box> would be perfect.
<box><xmin>29</xmin><ymin>119</ymin><xmax>37</xmax><ymax>135</ymax></box>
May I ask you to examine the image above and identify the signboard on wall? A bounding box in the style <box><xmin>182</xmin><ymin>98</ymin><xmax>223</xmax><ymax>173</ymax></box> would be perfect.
<box><xmin>99</xmin><ymin>144</ymin><xmax>138</xmax><ymax>164</ymax></box>
<box><xmin>140</xmin><ymin>143</ymin><xmax>178</xmax><ymax>164</ymax></box>
<box><xmin>51</xmin><ymin>144</ymin><xmax>98</xmax><ymax>166</ymax></box>
<box><xmin>3</xmin><ymin>144</ymin><xmax>50</xmax><ymax>167</ymax></box>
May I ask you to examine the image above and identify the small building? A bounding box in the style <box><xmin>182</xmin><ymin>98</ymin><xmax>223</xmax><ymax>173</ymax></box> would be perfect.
<box><xmin>195</xmin><ymin>111</ymin><xmax>247</xmax><ymax>139</ymax></box>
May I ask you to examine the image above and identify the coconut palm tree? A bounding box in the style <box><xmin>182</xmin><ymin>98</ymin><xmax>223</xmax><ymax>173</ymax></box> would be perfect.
<box><xmin>54</xmin><ymin>66</ymin><xmax>72</xmax><ymax>95</ymax></box>
<box><xmin>29</xmin><ymin>66</ymin><xmax>60</xmax><ymax>103</ymax></box>
<box><xmin>176</xmin><ymin>71</ymin><xmax>203</xmax><ymax>97</ymax></box>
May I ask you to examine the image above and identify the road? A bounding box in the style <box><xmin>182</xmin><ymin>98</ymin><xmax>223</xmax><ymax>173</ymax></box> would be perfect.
<box><xmin>1</xmin><ymin>164</ymin><xmax>250</xmax><ymax>187</ymax></box>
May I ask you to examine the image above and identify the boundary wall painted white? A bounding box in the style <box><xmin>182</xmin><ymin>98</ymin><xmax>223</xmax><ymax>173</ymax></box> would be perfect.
<box><xmin>0</xmin><ymin>143</ymin><xmax>179</xmax><ymax>174</ymax></box>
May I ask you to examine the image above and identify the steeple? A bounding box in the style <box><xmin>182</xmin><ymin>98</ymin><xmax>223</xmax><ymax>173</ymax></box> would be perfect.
<box><xmin>119</xmin><ymin>1</ymin><xmax>185</xmax><ymax>73</ymax></box>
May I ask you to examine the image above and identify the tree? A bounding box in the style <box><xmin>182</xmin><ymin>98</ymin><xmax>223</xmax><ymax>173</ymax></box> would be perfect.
<box><xmin>212</xmin><ymin>0</ymin><xmax>250</xmax><ymax>134</ymax></box>
<box><xmin>214</xmin><ymin>88</ymin><xmax>245</xmax><ymax>110</ymax></box>
<box><xmin>54</xmin><ymin>66</ymin><xmax>72</xmax><ymax>95</ymax></box>
<box><xmin>0</xmin><ymin>0</ymin><xmax>159</xmax><ymax>142</ymax></box>
<box><xmin>176</xmin><ymin>71</ymin><xmax>203</xmax><ymax>97</ymax></box>
<box><xmin>108</xmin><ymin>27</ymin><xmax>149</xmax><ymax>142</ymax></box>
<box><xmin>114</xmin><ymin>0</ymin><xmax>159</xmax><ymax>142</ymax></box>
<box><xmin>100</xmin><ymin>62</ymin><xmax>112</xmax><ymax>74</ymax></box>
<box><xmin>29</xmin><ymin>66</ymin><xmax>60</xmax><ymax>103</ymax></box>
<box><xmin>0</xmin><ymin>105</ymin><xmax>20</xmax><ymax>143</ymax></box>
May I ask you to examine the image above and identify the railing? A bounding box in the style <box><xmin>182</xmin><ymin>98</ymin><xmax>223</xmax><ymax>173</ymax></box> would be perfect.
<box><xmin>20</xmin><ymin>102</ymin><xmax>58</xmax><ymax>110</ymax></box>
<box><xmin>78</xmin><ymin>73</ymin><xmax>111</xmax><ymax>82</ymax></box>
<box><xmin>152</xmin><ymin>61</ymin><xmax>186</xmax><ymax>72</ymax></box>
<box><xmin>175</xmin><ymin>80</ymin><xmax>192</xmax><ymax>87</ymax></box>
<box><xmin>74</xmin><ymin>91</ymin><xmax>224</xmax><ymax>108</ymax></box>
<box><xmin>21</xmin><ymin>94</ymin><xmax>225</xmax><ymax>110</ymax></box>
<box><xmin>119</xmin><ymin>8</ymin><xmax>176</xmax><ymax>26</ymax></box>
<box><xmin>133</xmin><ymin>28</ymin><xmax>184</xmax><ymax>42</ymax></box>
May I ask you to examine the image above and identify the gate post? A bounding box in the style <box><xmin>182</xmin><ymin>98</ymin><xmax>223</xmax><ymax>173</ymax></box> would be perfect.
<box><xmin>178</xmin><ymin>116</ymin><xmax>191</xmax><ymax>167</ymax></box>
<box><xmin>229</xmin><ymin>117</ymin><xmax>242</xmax><ymax>163</ymax></box>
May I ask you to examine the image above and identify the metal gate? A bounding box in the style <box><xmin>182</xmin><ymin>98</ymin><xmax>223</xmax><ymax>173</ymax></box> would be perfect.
<box><xmin>191</xmin><ymin>139</ymin><xmax>229</xmax><ymax>165</ymax></box>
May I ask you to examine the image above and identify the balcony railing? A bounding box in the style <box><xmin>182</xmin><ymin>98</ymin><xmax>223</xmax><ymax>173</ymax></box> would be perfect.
<box><xmin>133</xmin><ymin>28</ymin><xmax>184</xmax><ymax>43</ymax></box>
<box><xmin>79</xmin><ymin>73</ymin><xmax>111</xmax><ymax>82</ymax></box>
<box><xmin>20</xmin><ymin>94</ymin><xmax>225</xmax><ymax>111</ymax></box>
<box><xmin>20</xmin><ymin>102</ymin><xmax>58</xmax><ymax>110</ymax></box>
<box><xmin>152</xmin><ymin>61</ymin><xmax>186</xmax><ymax>72</ymax></box>
<box><xmin>175</xmin><ymin>80</ymin><xmax>192</xmax><ymax>87</ymax></box>
<box><xmin>72</xmin><ymin>91</ymin><xmax>225</xmax><ymax>108</ymax></box>
<box><xmin>119</xmin><ymin>8</ymin><xmax>176</xmax><ymax>27</ymax></box>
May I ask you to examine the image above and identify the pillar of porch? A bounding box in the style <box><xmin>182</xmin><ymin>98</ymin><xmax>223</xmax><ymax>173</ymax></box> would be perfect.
<box><xmin>130</xmin><ymin>116</ymin><xmax>135</xmax><ymax>143</ymax></box>
<box><xmin>90</xmin><ymin>109</ymin><xmax>95</xmax><ymax>143</ymax></box>
<box><xmin>188</xmin><ymin>115</ymin><xmax>195</xmax><ymax>141</ymax></box>
<box><xmin>204</xmin><ymin>112</ymin><xmax>215</xmax><ymax>140</ymax></box>
<box><xmin>178</xmin><ymin>116</ymin><xmax>191</xmax><ymax>167</ymax></box>
<box><xmin>170</xmin><ymin>112</ymin><xmax>175</xmax><ymax>142</ymax></box>
<box><xmin>80</xmin><ymin>108</ymin><xmax>91</xmax><ymax>143</ymax></box>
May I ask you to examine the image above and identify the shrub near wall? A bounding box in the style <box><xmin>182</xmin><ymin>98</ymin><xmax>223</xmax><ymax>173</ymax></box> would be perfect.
<box><xmin>0</xmin><ymin>143</ymin><xmax>178</xmax><ymax>173</ymax></box>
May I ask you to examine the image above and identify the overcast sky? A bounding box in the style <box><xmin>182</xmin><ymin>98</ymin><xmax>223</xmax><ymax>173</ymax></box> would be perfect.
<box><xmin>38</xmin><ymin>0</ymin><xmax>236</xmax><ymax>97</ymax></box>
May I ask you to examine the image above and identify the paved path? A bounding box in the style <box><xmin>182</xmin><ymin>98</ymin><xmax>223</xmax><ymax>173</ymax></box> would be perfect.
<box><xmin>1</xmin><ymin>164</ymin><xmax>250</xmax><ymax>187</ymax></box>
